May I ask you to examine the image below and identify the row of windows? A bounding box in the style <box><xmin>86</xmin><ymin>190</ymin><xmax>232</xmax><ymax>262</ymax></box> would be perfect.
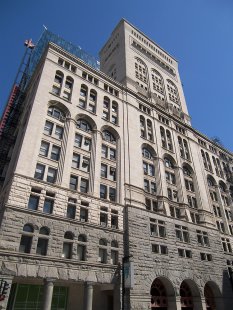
<box><xmin>150</xmin><ymin>220</ymin><xmax>210</xmax><ymax>246</ymax></box>
<box><xmin>151</xmin><ymin>245</ymin><xmax>212</xmax><ymax>261</ymax></box>
<box><xmin>19</xmin><ymin>224</ymin><xmax>119</xmax><ymax>264</ymax></box>
<box><xmin>134</xmin><ymin>58</ymin><xmax>179</xmax><ymax>105</ymax></box>
<box><xmin>28</xmin><ymin>190</ymin><xmax>119</xmax><ymax>227</ymax></box>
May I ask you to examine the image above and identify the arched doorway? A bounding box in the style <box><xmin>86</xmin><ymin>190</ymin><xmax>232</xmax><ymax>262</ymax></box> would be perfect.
<box><xmin>204</xmin><ymin>284</ymin><xmax>216</xmax><ymax>310</ymax></box>
<box><xmin>180</xmin><ymin>281</ymin><xmax>193</xmax><ymax>309</ymax></box>
<box><xmin>150</xmin><ymin>278</ymin><xmax>168</xmax><ymax>309</ymax></box>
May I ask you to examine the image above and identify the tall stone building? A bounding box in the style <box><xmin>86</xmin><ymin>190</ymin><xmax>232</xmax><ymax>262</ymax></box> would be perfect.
<box><xmin>0</xmin><ymin>19</ymin><xmax>233</xmax><ymax>310</ymax></box>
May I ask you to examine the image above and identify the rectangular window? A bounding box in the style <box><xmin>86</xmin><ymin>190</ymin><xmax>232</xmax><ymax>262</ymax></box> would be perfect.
<box><xmin>72</xmin><ymin>153</ymin><xmax>80</xmax><ymax>169</ymax></box>
<box><xmin>67</xmin><ymin>204</ymin><xmax>76</xmax><ymax>219</ymax></box>
<box><xmin>50</xmin><ymin>145</ymin><xmax>60</xmax><ymax>161</ymax></box>
<box><xmin>80</xmin><ymin>178</ymin><xmax>88</xmax><ymax>193</ymax></box>
<box><xmin>80</xmin><ymin>207</ymin><xmax>88</xmax><ymax>222</ymax></box>
<box><xmin>55</xmin><ymin>125</ymin><xmax>63</xmax><ymax>139</ymax></box>
<box><xmin>44</xmin><ymin>121</ymin><xmax>53</xmax><ymax>135</ymax></box>
<box><xmin>43</xmin><ymin>199</ymin><xmax>54</xmax><ymax>214</ymax></box>
<box><xmin>100</xmin><ymin>184</ymin><xmax>107</xmax><ymax>199</ymax></box>
<box><xmin>70</xmin><ymin>175</ymin><xmax>78</xmax><ymax>190</ymax></box>
<box><xmin>100</xmin><ymin>209</ymin><xmax>108</xmax><ymax>227</ymax></box>
<box><xmin>36</xmin><ymin>238</ymin><xmax>48</xmax><ymax>256</ymax></box>
<box><xmin>175</xmin><ymin>225</ymin><xmax>189</xmax><ymax>243</ymax></box>
<box><xmin>144</xmin><ymin>179</ymin><xmax>149</xmax><ymax>192</ymax></box>
<box><xmin>34</xmin><ymin>164</ymin><xmax>45</xmax><ymax>180</ymax></box>
<box><xmin>47</xmin><ymin>167</ymin><xmax>57</xmax><ymax>183</ymax></box>
<box><xmin>40</xmin><ymin>141</ymin><xmax>49</xmax><ymax>157</ymax></box>
<box><xmin>28</xmin><ymin>195</ymin><xmax>39</xmax><ymax>210</ymax></box>
<box><xmin>109</xmin><ymin>187</ymin><xmax>116</xmax><ymax>202</ymax></box>
<box><xmin>62</xmin><ymin>243</ymin><xmax>72</xmax><ymax>259</ymax></box>
<box><xmin>74</xmin><ymin>134</ymin><xmax>82</xmax><ymax>148</ymax></box>
<box><xmin>110</xmin><ymin>148</ymin><xmax>116</xmax><ymax>160</ymax></box>
<box><xmin>109</xmin><ymin>167</ymin><xmax>116</xmax><ymax>181</ymax></box>
<box><xmin>101</xmin><ymin>164</ymin><xmax>107</xmax><ymax>178</ymax></box>
<box><xmin>82</xmin><ymin>157</ymin><xmax>90</xmax><ymax>172</ymax></box>
<box><xmin>102</xmin><ymin>145</ymin><xmax>108</xmax><ymax>158</ymax></box>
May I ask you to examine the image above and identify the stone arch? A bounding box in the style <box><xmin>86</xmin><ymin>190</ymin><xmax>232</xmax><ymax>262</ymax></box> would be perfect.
<box><xmin>48</xmin><ymin>100</ymin><xmax>71</xmax><ymax>118</ymax></box>
<box><xmin>100</xmin><ymin>125</ymin><xmax>120</xmax><ymax>141</ymax></box>
<box><xmin>75</xmin><ymin>113</ymin><xmax>97</xmax><ymax>131</ymax></box>
<box><xmin>163</xmin><ymin>153</ymin><xmax>177</xmax><ymax>168</ymax></box>
<box><xmin>204</xmin><ymin>281</ymin><xmax>222</xmax><ymax>310</ymax></box>
<box><xmin>142</xmin><ymin>143</ymin><xmax>157</xmax><ymax>159</ymax></box>
<box><xmin>179</xmin><ymin>279</ymin><xmax>201</xmax><ymax>310</ymax></box>
<box><xmin>150</xmin><ymin>276</ymin><xmax>176</xmax><ymax>309</ymax></box>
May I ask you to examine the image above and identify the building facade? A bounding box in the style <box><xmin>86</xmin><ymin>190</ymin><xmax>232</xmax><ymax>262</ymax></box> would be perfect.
<box><xmin>0</xmin><ymin>19</ymin><xmax>233</xmax><ymax>310</ymax></box>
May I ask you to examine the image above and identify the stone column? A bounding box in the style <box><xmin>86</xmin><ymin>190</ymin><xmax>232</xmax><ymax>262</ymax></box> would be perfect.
<box><xmin>42</xmin><ymin>278</ymin><xmax>55</xmax><ymax>310</ymax></box>
<box><xmin>84</xmin><ymin>282</ymin><xmax>93</xmax><ymax>310</ymax></box>
<box><xmin>193</xmin><ymin>296</ymin><xmax>205</xmax><ymax>310</ymax></box>
<box><xmin>174</xmin><ymin>297</ymin><xmax>182</xmax><ymax>310</ymax></box>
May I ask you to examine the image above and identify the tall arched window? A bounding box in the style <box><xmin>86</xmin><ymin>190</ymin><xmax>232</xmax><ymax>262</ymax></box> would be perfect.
<box><xmin>142</xmin><ymin>145</ymin><xmax>156</xmax><ymax>196</ymax></box>
<box><xmin>140</xmin><ymin>116</ymin><xmax>154</xmax><ymax>142</ymax></box>
<box><xmin>151</xmin><ymin>69</ymin><xmax>165</xmax><ymax>101</ymax></box>
<box><xmin>100</xmin><ymin>129</ymin><xmax>118</xmax><ymax>202</ymax></box>
<box><xmin>183</xmin><ymin>164</ymin><xmax>197</xmax><ymax>209</ymax></box>
<box><xmin>160</xmin><ymin>127</ymin><xmax>173</xmax><ymax>151</ymax></box>
<box><xmin>19</xmin><ymin>224</ymin><xmax>34</xmax><ymax>253</ymax></box>
<box><xmin>77</xmin><ymin>234</ymin><xmax>87</xmax><ymax>261</ymax></box>
<box><xmin>178</xmin><ymin>136</ymin><xmax>190</xmax><ymax>160</ymax></box>
<box><xmin>135</xmin><ymin>57</ymin><xmax>148</xmax><ymax>90</ymax></box>
<box><xmin>164</xmin><ymin>156</ymin><xmax>178</xmax><ymax>203</ymax></box>
<box><xmin>99</xmin><ymin>238</ymin><xmax>107</xmax><ymax>263</ymax></box>
<box><xmin>102</xmin><ymin>97</ymin><xmax>118</xmax><ymax>125</ymax></box>
<box><xmin>36</xmin><ymin>226</ymin><xmax>49</xmax><ymax>256</ymax></box>
<box><xmin>63</xmin><ymin>76</ymin><xmax>73</xmax><ymax>101</ymax></box>
<box><xmin>111</xmin><ymin>240</ymin><xmax>119</xmax><ymax>265</ymax></box>
<box><xmin>72</xmin><ymin>117</ymin><xmax>95</xmax><ymax>193</ymax></box>
<box><xmin>166</xmin><ymin>80</ymin><xmax>180</xmax><ymax>105</ymax></box>
<box><xmin>52</xmin><ymin>70</ymin><xmax>64</xmax><ymax>96</ymax></box>
<box><xmin>62</xmin><ymin>231</ymin><xmax>74</xmax><ymax>259</ymax></box>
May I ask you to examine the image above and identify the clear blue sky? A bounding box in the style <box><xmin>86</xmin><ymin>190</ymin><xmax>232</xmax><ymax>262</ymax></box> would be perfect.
<box><xmin>1</xmin><ymin>0</ymin><xmax>233</xmax><ymax>151</ymax></box>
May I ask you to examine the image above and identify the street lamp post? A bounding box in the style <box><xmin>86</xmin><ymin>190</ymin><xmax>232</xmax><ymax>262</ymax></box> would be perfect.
<box><xmin>122</xmin><ymin>255</ymin><xmax>133</xmax><ymax>310</ymax></box>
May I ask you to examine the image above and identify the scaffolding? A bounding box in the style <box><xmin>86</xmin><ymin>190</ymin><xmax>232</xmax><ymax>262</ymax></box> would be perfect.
<box><xmin>0</xmin><ymin>29</ymin><xmax>99</xmax><ymax>187</ymax></box>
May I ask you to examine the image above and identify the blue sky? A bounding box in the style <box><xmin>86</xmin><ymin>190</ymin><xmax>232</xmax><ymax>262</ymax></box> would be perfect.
<box><xmin>1</xmin><ymin>0</ymin><xmax>233</xmax><ymax>151</ymax></box>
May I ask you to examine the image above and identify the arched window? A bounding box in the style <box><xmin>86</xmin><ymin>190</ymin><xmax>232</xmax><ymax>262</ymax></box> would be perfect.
<box><xmin>62</xmin><ymin>231</ymin><xmax>74</xmax><ymax>259</ymax></box>
<box><xmin>47</xmin><ymin>106</ymin><xmax>65</xmax><ymax>122</ymax></box>
<box><xmin>111</xmin><ymin>240</ymin><xmax>118</xmax><ymax>265</ymax></box>
<box><xmin>52</xmin><ymin>70</ymin><xmax>64</xmax><ymax>96</ymax></box>
<box><xmin>150</xmin><ymin>279</ymin><xmax>168</xmax><ymax>308</ymax></box>
<box><xmin>183</xmin><ymin>165</ymin><xmax>197</xmax><ymax>209</ymax></box>
<box><xmin>76</xmin><ymin>119</ymin><xmax>92</xmax><ymax>132</ymax></box>
<box><xmin>102</xmin><ymin>97</ymin><xmax>118</xmax><ymax>125</ymax></box>
<box><xmin>160</xmin><ymin>127</ymin><xmax>173</xmax><ymax>151</ymax></box>
<box><xmin>89</xmin><ymin>89</ymin><xmax>97</xmax><ymax>113</ymax></box>
<box><xmin>207</xmin><ymin>176</ymin><xmax>218</xmax><ymax>203</ymax></box>
<box><xmin>36</xmin><ymin>226</ymin><xmax>49</xmax><ymax>256</ymax></box>
<box><xmin>63</xmin><ymin>76</ymin><xmax>73</xmax><ymax>100</ymax></box>
<box><xmin>135</xmin><ymin>57</ymin><xmax>148</xmax><ymax>90</ymax></box>
<box><xmin>178</xmin><ymin>136</ymin><xmax>190</xmax><ymax>160</ymax></box>
<box><xmin>151</xmin><ymin>69</ymin><xmax>165</xmax><ymax>101</ymax></box>
<box><xmin>180</xmin><ymin>282</ymin><xmax>193</xmax><ymax>309</ymax></box>
<box><xmin>77</xmin><ymin>234</ymin><xmax>87</xmax><ymax>261</ymax></box>
<box><xmin>64</xmin><ymin>231</ymin><xmax>74</xmax><ymax>240</ymax></box>
<box><xmin>99</xmin><ymin>238</ymin><xmax>107</xmax><ymax>263</ymax></box>
<box><xmin>140</xmin><ymin>116</ymin><xmax>154</xmax><ymax>142</ymax></box>
<box><xmin>166</xmin><ymin>80</ymin><xmax>180</xmax><ymax>105</ymax></box>
<box><xmin>100</xmin><ymin>128</ymin><xmax>118</xmax><ymax>202</ymax></box>
<box><xmin>142</xmin><ymin>147</ymin><xmax>153</xmax><ymax>159</ymax></box>
<box><xmin>164</xmin><ymin>157</ymin><xmax>178</xmax><ymax>202</ymax></box>
<box><xmin>102</xmin><ymin>130</ymin><xmax>116</xmax><ymax>144</ymax></box>
<box><xmin>19</xmin><ymin>224</ymin><xmax>34</xmax><ymax>253</ymax></box>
